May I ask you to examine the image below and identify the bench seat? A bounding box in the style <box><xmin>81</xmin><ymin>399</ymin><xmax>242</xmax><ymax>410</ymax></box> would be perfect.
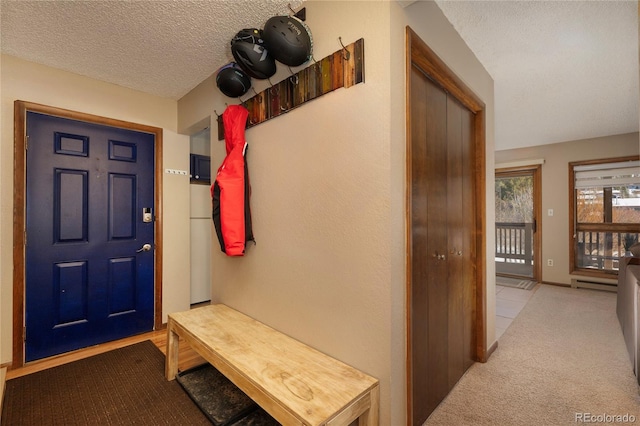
<box><xmin>165</xmin><ymin>304</ymin><xmax>379</xmax><ymax>426</ymax></box>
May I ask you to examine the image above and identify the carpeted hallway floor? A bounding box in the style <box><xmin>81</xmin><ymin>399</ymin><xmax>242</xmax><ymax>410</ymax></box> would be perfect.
<box><xmin>495</xmin><ymin>282</ymin><xmax>538</xmax><ymax>339</ymax></box>
<box><xmin>425</xmin><ymin>284</ymin><xmax>640</xmax><ymax>425</ymax></box>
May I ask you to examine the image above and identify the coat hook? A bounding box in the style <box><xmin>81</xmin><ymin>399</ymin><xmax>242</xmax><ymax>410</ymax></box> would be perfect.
<box><xmin>310</xmin><ymin>56</ymin><xmax>322</xmax><ymax>75</ymax></box>
<box><xmin>268</xmin><ymin>77</ymin><xmax>279</xmax><ymax>95</ymax></box>
<box><xmin>215</xmin><ymin>103</ymin><xmax>229</xmax><ymax>117</ymax></box>
<box><xmin>288</xmin><ymin>66</ymin><xmax>299</xmax><ymax>85</ymax></box>
<box><xmin>339</xmin><ymin>36</ymin><xmax>350</xmax><ymax>60</ymax></box>
<box><xmin>214</xmin><ymin>110</ymin><xmax>220</xmax><ymax>118</ymax></box>
<box><xmin>250</xmin><ymin>87</ymin><xmax>262</xmax><ymax>102</ymax></box>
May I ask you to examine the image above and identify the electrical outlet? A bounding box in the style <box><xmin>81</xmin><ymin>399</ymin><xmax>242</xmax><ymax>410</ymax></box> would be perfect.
<box><xmin>547</xmin><ymin>259</ymin><xmax>554</xmax><ymax>267</ymax></box>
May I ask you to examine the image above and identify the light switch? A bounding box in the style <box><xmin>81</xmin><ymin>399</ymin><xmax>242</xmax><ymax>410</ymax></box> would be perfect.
<box><xmin>548</xmin><ymin>209</ymin><xmax>554</xmax><ymax>217</ymax></box>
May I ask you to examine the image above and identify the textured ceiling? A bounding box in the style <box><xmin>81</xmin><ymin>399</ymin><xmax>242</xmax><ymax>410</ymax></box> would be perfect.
<box><xmin>435</xmin><ymin>0</ymin><xmax>639</xmax><ymax>150</ymax></box>
<box><xmin>1</xmin><ymin>1</ymin><xmax>638</xmax><ymax>150</ymax></box>
<box><xmin>0</xmin><ymin>0</ymin><xmax>303</xmax><ymax>100</ymax></box>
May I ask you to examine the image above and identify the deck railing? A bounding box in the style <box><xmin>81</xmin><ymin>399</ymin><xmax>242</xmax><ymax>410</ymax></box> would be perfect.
<box><xmin>576</xmin><ymin>231</ymin><xmax>639</xmax><ymax>272</ymax></box>
<box><xmin>495</xmin><ymin>222</ymin><xmax>533</xmax><ymax>265</ymax></box>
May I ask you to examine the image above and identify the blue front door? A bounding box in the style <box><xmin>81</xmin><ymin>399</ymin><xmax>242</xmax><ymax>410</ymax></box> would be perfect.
<box><xmin>25</xmin><ymin>112</ymin><xmax>155</xmax><ymax>362</ymax></box>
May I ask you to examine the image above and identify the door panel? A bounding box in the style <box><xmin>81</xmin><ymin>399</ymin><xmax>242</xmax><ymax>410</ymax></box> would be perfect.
<box><xmin>410</xmin><ymin>66</ymin><xmax>431</xmax><ymax>425</ymax></box>
<box><xmin>447</xmin><ymin>96</ymin><xmax>464</xmax><ymax>389</ymax></box>
<box><xmin>410</xmin><ymin>66</ymin><xmax>450</xmax><ymax>422</ymax></box>
<box><xmin>110</xmin><ymin>174</ymin><xmax>136</xmax><ymax>238</ymax></box>
<box><xmin>25</xmin><ymin>111</ymin><xmax>155</xmax><ymax>362</ymax></box>
<box><xmin>446</xmin><ymin>96</ymin><xmax>477</xmax><ymax>386</ymax></box>
<box><xmin>424</xmin><ymin>71</ymin><xmax>449</xmax><ymax>414</ymax></box>
<box><xmin>55</xmin><ymin>261</ymin><xmax>88</xmax><ymax>324</ymax></box>
<box><xmin>461</xmin><ymin>104</ymin><xmax>477</xmax><ymax>371</ymax></box>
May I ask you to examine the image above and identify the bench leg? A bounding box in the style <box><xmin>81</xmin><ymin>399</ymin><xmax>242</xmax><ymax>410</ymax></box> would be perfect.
<box><xmin>165</xmin><ymin>321</ymin><xmax>179</xmax><ymax>381</ymax></box>
<box><xmin>359</xmin><ymin>384</ymin><xmax>379</xmax><ymax>426</ymax></box>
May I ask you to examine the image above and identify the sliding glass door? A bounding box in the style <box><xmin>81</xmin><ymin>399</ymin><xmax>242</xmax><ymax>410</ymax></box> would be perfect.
<box><xmin>495</xmin><ymin>167</ymin><xmax>541</xmax><ymax>280</ymax></box>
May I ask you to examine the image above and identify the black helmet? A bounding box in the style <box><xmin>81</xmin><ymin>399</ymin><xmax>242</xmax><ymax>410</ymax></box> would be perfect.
<box><xmin>231</xmin><ymin>28</ymin><xmax>276</xmax><ymax>80</ymax></box>
<box><xmin>216</xmin><ymin>63</ymin><xmax>251</xmax><ymax>98</ymax></box>
<box><xmin>263</xmin><ymin>15</ymin><xmax>313</xmax><ymax>67</ymax></box>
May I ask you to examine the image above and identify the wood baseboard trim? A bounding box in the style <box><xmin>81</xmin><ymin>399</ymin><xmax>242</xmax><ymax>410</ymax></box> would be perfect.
<box><xmin>540</xmin><ymin>281</ymin><xmax>570</xmax><ymax>288</ymax></box>
<box><xmin>484</xmin><ymin>340</ymin><xmax>498</xmax><ymax>362</ymax></box>
<box><xmin>1</xmin><ymin>366</ymin><xmax>7</xmax><ymax>414</ymax></box>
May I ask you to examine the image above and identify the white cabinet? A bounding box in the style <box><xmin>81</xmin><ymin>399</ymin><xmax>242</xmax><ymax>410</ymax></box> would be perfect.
<box><xmin>190</xmin><ymin>184</ymin><xmax>211</xmax><ymax>304</ymax></box>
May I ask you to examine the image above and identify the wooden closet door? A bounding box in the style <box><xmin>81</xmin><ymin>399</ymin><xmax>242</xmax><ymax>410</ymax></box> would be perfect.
<box><xmin>410</xmin><ymin>65</ymin><xmax>449</xmax><ymax>423</ymax></box>
<box><xmin>410</xmin><ymin>65</ymin><xmax>477</xmax><ymax>425</ymax></box>
<box><xmin>446</xmin><ymin>96</ymin><xmax>465</xmax><ymax>388</ymax></box>
<box><xmin>446</xmin><ymin>96</ymin><xmax>476</xmax><ymax>388</ymax></box>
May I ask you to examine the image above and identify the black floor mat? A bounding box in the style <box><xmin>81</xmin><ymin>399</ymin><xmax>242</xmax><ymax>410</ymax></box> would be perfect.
<box><xmin>176</xmin><ymin>363</ymin><xmax>279</xmax><ymax>426</ymax></box>
<box><xmin>230</xmin><ymin>407</ymin><xmax>281</xmax><ymax>426</ymax></box>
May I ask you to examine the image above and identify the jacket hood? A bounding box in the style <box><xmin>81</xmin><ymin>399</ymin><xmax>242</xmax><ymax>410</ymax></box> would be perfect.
<box><xmin>222</xmin><ymin>105</ymin><xmax>249</xmax><ymax>154</ymax></box>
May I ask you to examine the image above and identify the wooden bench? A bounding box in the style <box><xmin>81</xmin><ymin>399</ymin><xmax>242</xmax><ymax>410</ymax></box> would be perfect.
<box><xmin>165</xmin><ymin>304</ymin><xmax>379</xmax><ymax>425</ymax></box>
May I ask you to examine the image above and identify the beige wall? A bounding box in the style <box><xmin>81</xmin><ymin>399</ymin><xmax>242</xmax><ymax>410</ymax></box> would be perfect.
<box><xmin>1</xmin><ymin>54</ymin><xmax>3</xmax><ymax>370</ymax></box>
<box><xmin>0</xmin><ymin>54</ymin><xmax>191</xmax><ymax>364</ymax></box>
<box><xmin>178</xmin><ymin>1</ymin><xmax>495</xmax><ymax>423</ymax></box>
<box><xmin>495</xmin><ymin>132</ymin><xmax>639</xmax><ymax>285</ymax></box>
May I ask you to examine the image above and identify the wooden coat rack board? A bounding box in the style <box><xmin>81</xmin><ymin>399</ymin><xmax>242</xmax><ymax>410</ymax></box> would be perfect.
<box><xmin>217</xmin><ymin>38</ymin><xmax>364</xmax><ymax>140</ymax></box>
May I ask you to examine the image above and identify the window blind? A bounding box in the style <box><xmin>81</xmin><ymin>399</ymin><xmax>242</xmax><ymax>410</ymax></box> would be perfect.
<box><xmin>574</xmin><ymin>160</ymin><xmax>640</xmax><ymax>188</ymax></box>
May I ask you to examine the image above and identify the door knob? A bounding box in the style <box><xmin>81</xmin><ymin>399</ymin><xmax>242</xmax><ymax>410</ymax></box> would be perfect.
<box><xmin>136</xmin><ymin>243</ymin><xmax>152</xmax><ymax>253</ymax></box>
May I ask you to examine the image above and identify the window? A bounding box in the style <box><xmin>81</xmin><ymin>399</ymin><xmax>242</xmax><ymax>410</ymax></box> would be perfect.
<box><xmin>570</xmin><ymin>157</ymin><xmax>640</xmax><ymax>277</ymax></box>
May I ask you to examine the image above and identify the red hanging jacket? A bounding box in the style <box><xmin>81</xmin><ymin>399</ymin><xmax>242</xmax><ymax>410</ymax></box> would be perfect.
<box><xmin>211</xmin><ymin>105</ymin><xmax>254</xmax><ymax>256</ymax></box>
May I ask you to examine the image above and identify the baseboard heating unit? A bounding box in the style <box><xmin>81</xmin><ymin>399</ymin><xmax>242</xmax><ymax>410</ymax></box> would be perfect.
<box><xmin>570</xmin><ymin>278</ymin><xmax>617</xmax><ymax>292</ymax></box>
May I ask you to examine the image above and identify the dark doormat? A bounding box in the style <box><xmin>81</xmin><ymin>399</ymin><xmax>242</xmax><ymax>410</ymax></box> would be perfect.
<box><xmin>496</xmin><ymin>276</ymin><xmax>538</xmax><ymax>290</ymax></box>
<box><xmin>176</xmin><ymin>363</ymin><xmax>280</xmax><ymax>426</ymax></box>
<box><xmin>2</xmin><ymin>341</ymin><xmax>212</xmax><ymax>425</ymax></box>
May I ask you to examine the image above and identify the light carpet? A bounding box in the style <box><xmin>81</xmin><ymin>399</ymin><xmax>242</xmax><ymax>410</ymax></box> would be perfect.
<box><xmin>426</xmin><ymin>284</ymin><xmax>640</xmax><ymax>425</ymax></box>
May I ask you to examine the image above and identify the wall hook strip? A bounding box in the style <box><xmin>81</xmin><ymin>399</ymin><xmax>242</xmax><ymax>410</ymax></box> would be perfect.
<box><xmin>339</xmin><ymin>36</ymin><xmax>350</xmax><ymax>60</ymax></box>
<box><xmin>217</xmin><ymin>38</ymin><xmax>364</xmax><ymax>140</ymax></box>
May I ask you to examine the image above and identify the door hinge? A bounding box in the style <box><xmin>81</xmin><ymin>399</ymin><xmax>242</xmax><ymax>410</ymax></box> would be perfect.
<box><xmin>25</xmin><ymin>135</ymin><xmax>29</xmax><ymax>150</ymax></box>
<box><xmin>24</xmin><ymin>230</ymin><xmax>27</xmax><ymax>246</ymax></box>
<box><xmin>23</xmin><ymin>326</ymin><xmax>26</xmax><ymax>342</ymax></box>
